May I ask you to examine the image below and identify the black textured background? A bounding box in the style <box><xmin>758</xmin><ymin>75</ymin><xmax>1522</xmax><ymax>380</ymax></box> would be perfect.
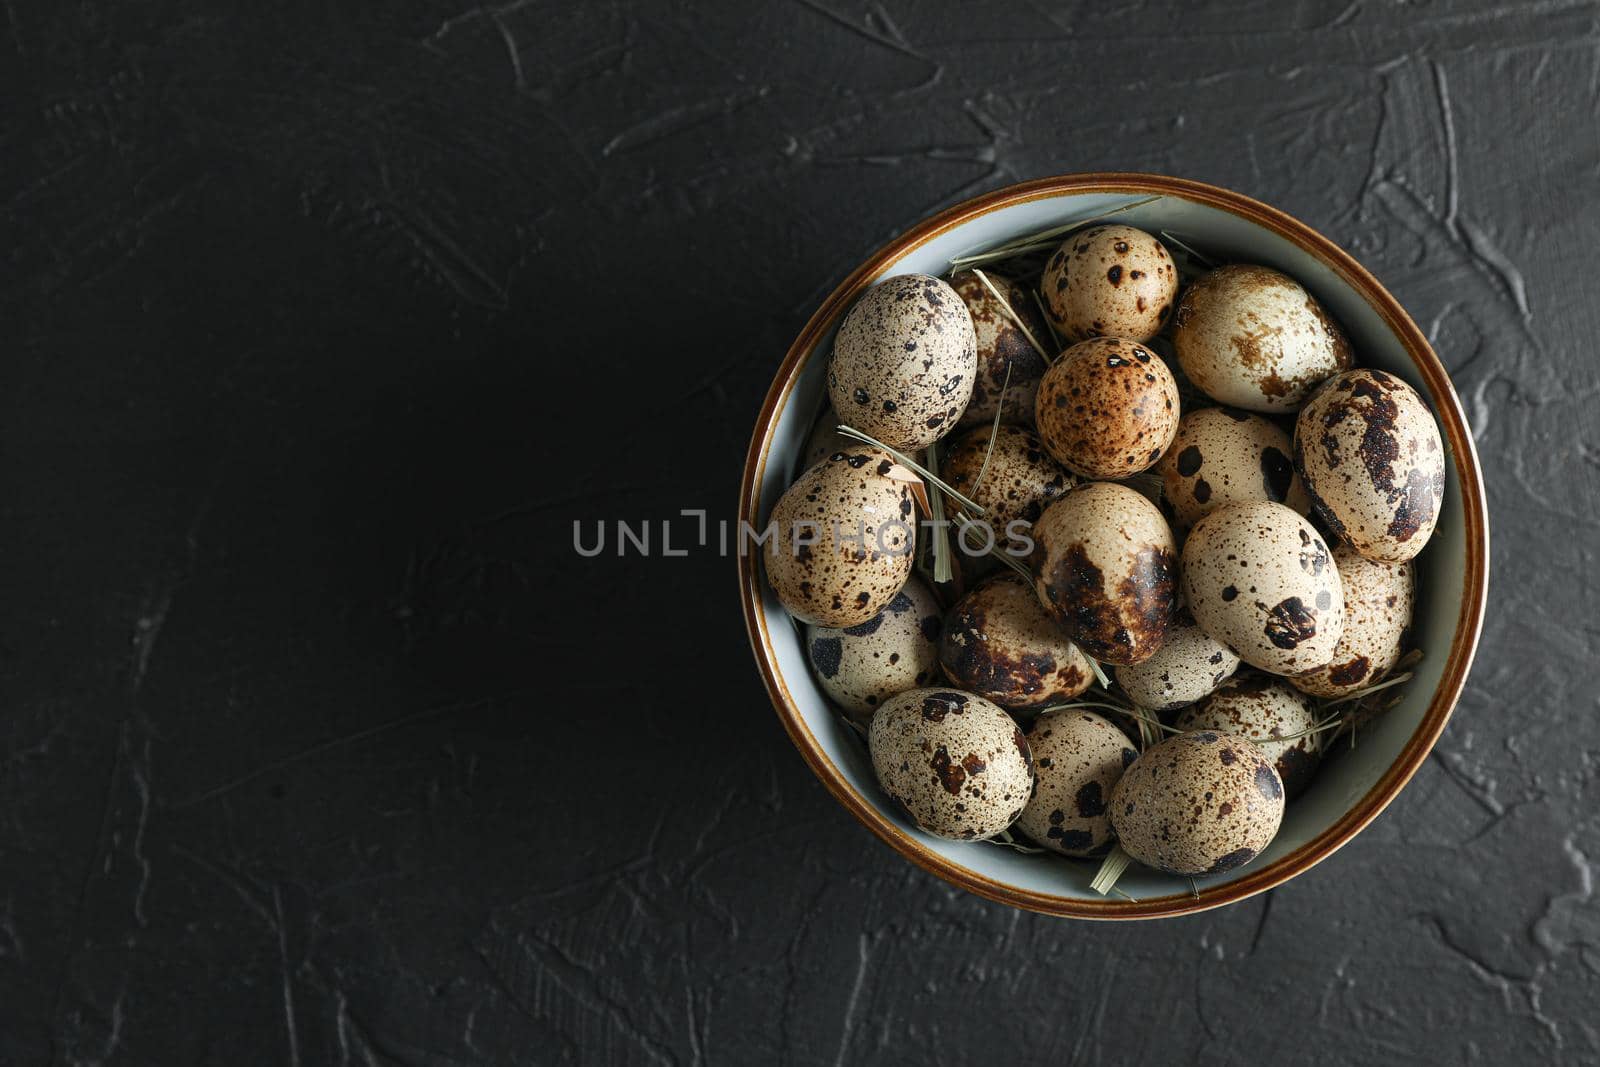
<box><xmin>3</xmin><ymin>1</ymin><xmax>1596</xmax><ymax>1064</ymax></box>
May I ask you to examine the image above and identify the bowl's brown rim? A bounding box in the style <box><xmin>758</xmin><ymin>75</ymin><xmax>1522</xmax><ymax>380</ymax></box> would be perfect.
<box><xmin>736</xmin><ymin>172</ymin><xmax>1489</xmax><ymax>920</ymax></box>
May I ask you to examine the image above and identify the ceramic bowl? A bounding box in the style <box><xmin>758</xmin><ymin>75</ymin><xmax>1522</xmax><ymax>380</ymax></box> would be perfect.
<box><xmin>737</xmin><ymin>174</ymin><xmax>1488</xmax><ymax>919</ymax></box>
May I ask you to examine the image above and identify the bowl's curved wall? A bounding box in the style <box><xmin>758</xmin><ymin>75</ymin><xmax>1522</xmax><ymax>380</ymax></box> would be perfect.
<box><xmin>739</xmin><ymin>175</ymin><xmax>1488</xmax><ymax>919</ymax></box>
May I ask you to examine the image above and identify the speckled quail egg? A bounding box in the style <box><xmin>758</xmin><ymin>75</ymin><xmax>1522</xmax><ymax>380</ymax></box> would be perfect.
<box><xmin>1035</xmin><ymin>337</ymin><xmax>1181</xmax><ymax>478</ymax></box>
<box><xmin>1113</xmin><ymin>609</ymin><xmax>1240</xmax><ymax>711</ymax></box>
<box><xmin>940</xmin><ymin>424</ymin><xmax>1073</xmax><ymax>532</ymax></box>
<box><xmin>939</xmin><ymin>573</ymin><xmax>1094</xmax><ymax>711</ymax></box>
<box><xmin>1294</xmin><ymin>369</ymin><xmax>1445</xmax><ymax>563</ymax></box>
<box><xmin>1030</xmin><ymin>482</ymin><xmax>1179</xmax><ymax>666</ymax></box>
<box><xmin>951</xmin><ymin>270</ymin><xmax>1051</xmax><ymax>428</ymax></box>
<box><xmin>829</xmin><ymin>274</ymin><xmax>977</xmax><ymax>450</ymax></box>
<box><xmin>1157</xmin><ymin>407</ymin><xmax>1311</xmax><ymax>527</ymax></box>
<box><xmin>797</xmin><ymin>408</ymin><xmax>857</xmax><ymax>475</ymax></box>
<box><xmin>806</xmin><ymin>574</ymin><xmax>943</xmax><ymax>724</ymax></box>
<box><xmin>1182</xmin><ymin>501</ymin><xmax>1344</xmax><ymax>674</ymax></box>
<box><xmin>869</xmin><ymin>689</ymin><xmax>1035</xmax><ymax>840</ymax></box>
<box><xmin>1173</xmin><ymin>264</ymin><xmax>1353</xmax><ymax>413</ymax></box>
<box><xmin>1040</xmin><ymin>224</ymin><xmax>1178</xmax><ymax>344</ymax></box>
<box><xmin>1175</xmin><ymin>672</ymin><xmax>1323</xmax><ymax>798</ymax></box>
<box><xmin>1110</xmin><ymin>730</ymin><xmax>1285</xmax><ymax>876</ymax></box>
<box><xmin>1290</xmin><ymin>545</ymin><xmax>1414</xmax><ymax>698</ymax></box>
<box><xmin>1015</xmin><ymin>710</ymin><xmax>1138</xmax><ymax>857</ymax></box>
<box><xmin>764</xmin><ymin>447</ymin><xmax>916</xmax><ymax>627</ymax></box>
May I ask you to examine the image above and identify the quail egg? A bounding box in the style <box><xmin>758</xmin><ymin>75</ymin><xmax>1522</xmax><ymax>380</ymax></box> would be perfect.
<box><xmin>1182</xmin><ymin>501</ymin><xmax>1345</xmax><ymax>674</ymax></box>
<box><xmin>869</xmin><ymin>689</ymin><xmax>1035</xmax><ymax>840</ymax></box>
<box><xmin>939</xmin><ymin>573</ymin><xmax>1094</xmax><ymax>711</ymax></box>
<box><xmin>1294</xmin><ymin>368</ymin><xmax>1445</xmax><ymax>563</ymax></box>
<box><xmin>940</xmin><ymin>424</ymin><xmax>1073</xmax><ymax>532</ymax></box>
<box><xmin>1290</xmin><ymin>545</ymin><xmax>1414</xmax><ymax>698</ymax></box>
<box><xmin>1113</xmin><ymin>610</ymin><xmax>1240</xmax><ymax>711</ymax></box>
<box><xmin>1040</xmin><ymin>224</ymin><xmax>1178</xmax><ymax>343</ymax></box>
<box><xmin>1110</xmin><ymin>730</ymin><xmax>1285</xmax><ymax>876</ymax></box>
<box><xmin>951</xmin><ymin>270</ymin><xmax>1051</xmax><ymax>428</ymax></box>
<box><xmin>806</xmin><ymin>574</ymin><xmax>943</xmax><ymax>724</ymax></box>
<box><xmin>1035</xmin><ymin>337</ymin><xmax>1181</xmax><ymax>478</ymax></box>
<box><xmin>1157</xmin><ymin>406</ymin><xmax>1310</xmax><ymax>527</ymax></box>
<box><xmin>764</xmin><ymin>447</ymin><xmax>916</xmax><ymax>627</ymax></box>
<box><xmin>1015</xmin><ymin>710</ymin><xmax>1138</xmax><ymax>857</ymax></box>
<box><xmin>829</xmin><ymin>274</ymin><xmax>977</xmax><ymax>450</ymax></box>
<box><xmin>1030</xmin><ymin>482</ymin><xmax>1179</xmax><ymax>665</ymax></box>
<box><xmin>1175</xmin><ymin>672</ymin><xmax>1323</xmax><ymax>798</ymax></box>
<box><xmin>1173</xmin><ymin>264</ymin><xmax>1353</xmax><ymax>413</ymax></box>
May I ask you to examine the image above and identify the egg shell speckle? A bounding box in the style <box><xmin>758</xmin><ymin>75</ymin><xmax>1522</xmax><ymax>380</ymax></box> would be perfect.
<box><xmin>1157</xmin><ymin>406</ymin><xmax>1311</xmax><ymax>527</ymax></box>
<box><xmin>1175</xmin><ymin>672</ymin><xmax>1323</xmax><ymax>798</ymax></box>
<box><xmin>1290</xmin><ymin>545</ymin><xmax>1414</xmax><ymax>698</ymax></box>
<box><xmin>806</xmin><ymin>575</ymin><xmax>944</xmax><ymax>724</ymax></box>
<box><xmin>1182</xmin><ymin>501</ymin><xmax>1346</xmax><ymax>674</ymax></box>
<box><xmin>869</xmin><ymin>689</ymin><xmax>1035</xmax><ymax>840</ymax></box>
<box><xmin>1040</xmin><ymin>224</ymin><xmax>1178</xmax><ymax>344</ymax></box>
<box><xmin>1110</xmin><ymin>730</ymin><xmax>1285</xmax><ymax>876</ymax></box>
<box><xmin>1173</xmin><ymin>264</ymin><xmax>1353</xmax><ymax>413</ymax></box>
<box><xmin>1113</xmin><ymin>610</ymin><xmax>1241</xmax><ymax>711</ymax></box>
<box><xmin>1030</xmin><ymin>482</ymin><xmax>1179</xmax><ymax>666</ymax></box>
<box><xmin>939</xmin><ymin>573</ymin><xmax>1094</xmax><ymax>711</ymax></box>
<box><xmin>828</xmin><ymin>274</ymin><xmax>977</xmax><ymax>450</ymax></box>
<box><xmin>1293</xmin><ymin>368</ymin><xmax>1446</xmax><ymax>563</ymax></box>
<box><xmin>1035</xmin><ymin>337</ymin><xmax>1181</xmax><ymax>478</ymax></box>
<box><xmin>951</xmin><ymin>270</ymin><xmax>1050</xmax><ymax>428</ymax></box>
<box><xmin>764</xmin><ymin>447</ymin><xmax>916</xmax><ymax>627</ymax></box>
<box><xmin>940</xmin><ymin>424</ymin><xmax>1073</xmax><ymax>532</ymax></box>
<box><xmin>1015</xmin><ymin>710</ymin><xmax>1138</xmax><ymax>857</ymax></box>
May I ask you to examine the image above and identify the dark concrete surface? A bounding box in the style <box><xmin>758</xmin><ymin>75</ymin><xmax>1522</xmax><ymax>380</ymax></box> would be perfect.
<box><xmin>2</xmin><ymin>0</ymin><xmax>1596</xmax><ymax>1063</ymax></box>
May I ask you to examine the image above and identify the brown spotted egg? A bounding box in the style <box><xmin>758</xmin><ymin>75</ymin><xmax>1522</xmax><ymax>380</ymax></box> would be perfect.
<box><xmin>1294</xmin><ymin>369</ymin><xmax>1445</xmax><ymax>563</ymax></box>
<box><xmin>806</xmin><ymin>574</ymin><xmax>943</xmax><ymax>724</ymax></box>
<box><xmin>1157</xmin><ymin>407</ymin><xmax>1310</xmax><ymax>527</ymax></box>
<box><xmin>940</xmin><ymin>424</ymin><xmax>1073</xmax><ymax>532</ymax></box>
<box><xmin>1035</xmin><ymin>337</ymin><xmax>1181</xmax><ymax>478</ymax></box>
<box><xmin>1040</xmin><ymin>224</ymin><xmax>1178</xmax><ymax>344</ymax></box>
<box><xmin>1173</xmin><ymin>264</ymin><xmax>1353</xmax><ymax>413</ymax></box>
<box><xmin>1182</xmin><ymin>501</ymin><xmax>1345</xmax><ymax>674</ymax></box>
<box><xmin>1175</xmin><ymin>672</ymin><xmax>1323</xmax><ymax>798</ymax></box>
<box><xmin>1291</xmin><ymin>545</ymin><xmax>1414</xmax><ymax>698</ymax></box>
<box><xmin>1030</xmin><ymin>482</ymin><xmax>1179</xmax><ymax>666</ymax></box>
<box><xmin>950</xmin><ymin>270</ymin><xmax>1051</xmax><ymax>428</ymax></box>
<box><xmin>939</xmin><ymin>573</ymin><xmax>1094</xmax><ymax>711</ymax></box>
<box><xmin>828</xmin><ymin>274</ymin><xmax>977</xmax><ymax>450</ymax></box>
<box><xmin>1110</xmin><ymin>730</ymin><xmax>1285</xmax><ymax>876</ymax></box>
<box><xmin>764</xmin><ymin>447</ymin><xmax>916</xmax><ymax>628</ymax></box>
<box><xmin>869</xmin><ymin>689</ymin><xmax>1035</xmax><ymax>840</ymax></box>
<box><xmin>1015</xmin><ymin>710</ymin><xmax>1138</xmax><ymax>857</ymax></box>
<box><xmin>1113</xmin><ymin>609</ymin><xmax>1240</xmax><ymax>711</ymax></box>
